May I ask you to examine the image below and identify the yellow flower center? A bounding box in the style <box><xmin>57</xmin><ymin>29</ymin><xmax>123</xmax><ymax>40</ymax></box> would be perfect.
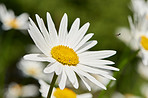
<box><xmin>140</xmin><ymin>36</ymin><xmax>148</xmax><ymax>50</ymax></box>
<box><xmin>7</xmin><ymin>19</ymin><xmax>18</xmax><ymax>28</ymax></box>
<box><xmin>51</xmin><ymin>45</ymin><xmax>79</xmax><ymax>66</ymax></box>
<box><xmin>53</xmin><ymin>88</ymin><xmax>77</xmax><ymax>98</ymax></box>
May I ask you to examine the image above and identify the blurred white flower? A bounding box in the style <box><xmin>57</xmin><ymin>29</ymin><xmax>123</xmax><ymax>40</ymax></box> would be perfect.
<box><xmin>5</xmin><ymin>82</ymin><xmax>39</xmax><ymax>98</ymax></box>
<box><xmin>141</xmin><ymin>83</ymin><xmax>148</xmax><ymax>98</ymax></box>
<box><xmin>18</xmin><ymin>58</ymin><xmax>44</xmax><ymax>79</ymax></box>
<box><xmin>17</xmin><ymin>58</ymin><xmax>54</xmax><ymax>82</ymax></box>
<box><xmin>0</xmin><ymin>4</ymin><xmax>29</xmax><ymax>30</ymax></box>
<box><xmin>39</xmin><ymin>80</ymin><xmax>92</xmax><ymax>98</ymax></box>
<box><xmin>137</xmin><ymin>62</ymin><xmax>148</xmax><ymax>80</ymax></box>
<box><xmin>131</xmin><ymin>0</ymin><xmax>148</xmax><ymax>17</ymax></box>
<box><xmin>116</xmin><ymin>15</ymin><xmax>148</xmax><ymax>65</ymax></box>
<box><xmin>24</xmin><ymin>12</ymin><xmax>119</xmax><ymax>90</ymax></box>
<box><xmin>112</xmin><ymin>92</ymin><xmax>140</xmax><ymax>98</ymax></box>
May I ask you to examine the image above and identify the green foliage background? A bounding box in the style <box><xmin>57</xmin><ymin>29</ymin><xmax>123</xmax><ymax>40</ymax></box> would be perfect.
<box><xmin>0</xmin><ymin>0</ymin><xmax>145</xmax><ymax>98</ymax></box>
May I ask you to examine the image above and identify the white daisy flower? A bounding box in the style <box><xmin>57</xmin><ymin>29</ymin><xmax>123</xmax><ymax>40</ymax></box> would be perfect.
<box><xmin>24</xmin><ymin>12</ymin><xmax>119</xmax><ymax>90</ymax></box>
<box><xmin>131</xmin><ymin>0</ymin><xmax>148</xmax><ymax>17</ymax></box>
<box><xmin>5</xmin><ymin>82</ymin><xmax>39</xmax><ymax>98</ymax></box>
<box><xmin>17</xmin><ymin>58</ymin><xmax>54</xmax><ymax>82</ymax></box>
<box><xmin>117</xmin><ymin>16</ymin><xmax>148</xmax><ymax>65</ymax></box>
<box><xmin>39</xmin><ymin>80</ymin><xmax>92</xmax><ymax>98</ymax></box>
<box><xmin>112</xmin><ymin>92</ymin><xmax>140</xmax><ymax>98</ymax></box>
<box><xmin>141</xmin><ymin>83</ymin><xmax>148</xmax><ymax>98</ymax></box>
<box><xmin>137</xmin><ymin>62</ymin><xmax>148</xmax><ymax>80</ymax></box>
<box><xmin>0</xmin><ymin>4</ymin><xmax>29</xmax><ymax>30</ymax></box>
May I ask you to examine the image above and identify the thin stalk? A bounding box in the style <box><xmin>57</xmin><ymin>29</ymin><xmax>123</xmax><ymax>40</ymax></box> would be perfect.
<box><xmin>47</xmin><ymin>73</ymin><xmax>58</xmax><ymax>98</ymax></box>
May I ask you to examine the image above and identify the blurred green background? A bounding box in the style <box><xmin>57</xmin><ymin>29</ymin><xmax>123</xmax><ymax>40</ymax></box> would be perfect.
<box><xmin>0</xmin><ymin>0</ymin><xmax>146</xmax><ymax>98</ymax></box>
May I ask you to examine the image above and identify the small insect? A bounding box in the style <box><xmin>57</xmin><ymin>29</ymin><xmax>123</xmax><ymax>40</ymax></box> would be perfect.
<box><xmin>116</xmin><ymin>33</ymin><xmax>121</xmax><ymax>36</ymax></box>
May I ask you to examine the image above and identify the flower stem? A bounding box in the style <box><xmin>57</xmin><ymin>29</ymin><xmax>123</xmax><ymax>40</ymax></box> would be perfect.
<box><xmin>47</xmin><ymin>73</ymin><xmax>58</xmax><ymax>98</ymax></box>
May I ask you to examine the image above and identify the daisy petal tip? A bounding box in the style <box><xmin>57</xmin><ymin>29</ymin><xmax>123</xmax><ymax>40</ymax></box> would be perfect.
<box><xmin>73</xmin><ymin>84</ymin><xmax>79</xmax><ymax>89</ymax></box>
<box><xmin>63</xmin><ymin>13</ymin><xmax>68</xmax><ymax>17</ymax></box>
<box><xmin>59</xmin><ymin>85</ymin><xmax>64</xmax><ymax>90</ymax></box>
<box><xmin>116</xmin><ymin>68</ymin><xmax>120</xmax><ymax>71</ymax></box>
<box><xmin>29</xmin><ymin>17</ymin><xmax>32</xmax><ymax>21</ymax></box>
<box><xmin>35</xmin><ymin>14</ymin><xmax>40</xmax><ymax>18</ymax></box>
<box><xmin>43</xmin><ymin>68</ymin><xmax>48</xmax><ymax>73</ymax></box>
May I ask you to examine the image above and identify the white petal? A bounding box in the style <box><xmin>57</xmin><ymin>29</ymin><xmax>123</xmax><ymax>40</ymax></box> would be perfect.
<box><xmin>67</xmin><ymin>18</ymin><xmax>80</xmax><ymax>47</ymax></box>
<box><xmin>35</xmin><ymin>14</ymin><xmax>53</xmax><ymax>47</ymax></box>
<box><xmin>65</xmin><ymin>66</ymin><xmax>75</xmax><ymax>84</ymax></box>
<box><xmin>77</xmin><ymin>64</ymin><xmax>116</xmax><ymax>80</ymax></box>
<box><xmin>78</xmin><ymin>50</ymin><xmax>116</xmax><ymax>59</ymax></box>
<box><xmin>77</xmin><ymin>74</ymin><xmax>91</xmax><ymax>91</ymax></box>
<box><xmin>72</xmin><ymin>67</ymin><xmax>106</xmax><ymax>90</ymax></box>
<box><xmin>58</xmin><ymin>13</ymin><xmax>68</xmax><ymax>45</ymax></box>
<box><xmin>77</xmin><ymin>93</ymin><xmax>92</xmax><ymax>98</ymax></box>
<box><xmin>23</xmin><ymin>54</ymin><xmax>55</xmax><ymax>62</ymax></box>
<box><xmin>74</xmin><ymin>33</ymin><xmax>94</xmax><ymax>51</ymax></box>
<box><xmin>44</xmin><ymin>62</ymin><xmax>57</xmax><ymax>73</ymax></box>
<box><xmin>55</xmin><ymin>62</ymin><xmax>63</xmax><ymax>75</ymax></box>
<box><xmin>78</xmin><ymin>64</ymin><xmax>117</xmax><ymax>80</ymax></box>
<box><xmin>71</xmin><ymin>22</ymin><xmax>90</xmax><ymax>49</ymax></box>
<box><xmin>47</xmin><ymin>12</ymin><xmax>58</xmax><ymax>45</ymax></box>
<box><xmin>38</xmin><ymin>80</ymin><xmax>50</xmax><ymax>98</ymax></box>
<box><xmin>77</xmin><ymin>64</ymin><xmax>109</xmax><ymax>74</ymax></box>
<box><xmin>76</xmin><ymin>40</ymin><xmax>97</xmax><ymax>54</ymax></box>
<box><xmin>80</xmin><ymin>59</ymin><xmax>115</xmax><ymax>65</ymax></box>
<box><xmin>59</xmin><ymin>67</ymin><xmax>67</xmax><ymax>90</ymax></box>
<box><xmin>65</xmin><ymin>66</ymin><xmax>79</xmax><ymax>89</ymax></box>
<box><xmin>28</xmin><ymin>19</ymin><xmax>49</xmax><ymax>56</ymax></box>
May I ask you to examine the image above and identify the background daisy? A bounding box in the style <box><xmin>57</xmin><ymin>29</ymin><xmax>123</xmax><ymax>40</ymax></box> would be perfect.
<box><xmin>0</xmin><ymin>4</ymin><xmax>29</xmax><ymax>30</ymax></box>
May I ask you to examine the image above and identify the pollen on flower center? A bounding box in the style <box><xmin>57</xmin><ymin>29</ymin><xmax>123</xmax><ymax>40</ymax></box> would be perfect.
<box><xmin>51</xmin><ymin>45</ymin><xmax>79</xmax><ymax>66</ymax></box>
<box><xmin>140</xmin><ymin>36</ymin><xmax>148</xmax><ymax>50</ymax></box>
<box><xmin>7</xmin><ymin>19</ymin><xmax>18</xmax><ymax>28</ymax></box>
<box><xmin>53</xmin><ymin>88</ymin><xmax>76</xmax><ymax>98</ymax></box>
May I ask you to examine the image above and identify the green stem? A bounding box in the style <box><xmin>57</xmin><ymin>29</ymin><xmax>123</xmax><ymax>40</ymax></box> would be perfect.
<box><xmin>47</xmin><ymin>73</ymin><xmax>58</xmax><ymax>98</ymax></box>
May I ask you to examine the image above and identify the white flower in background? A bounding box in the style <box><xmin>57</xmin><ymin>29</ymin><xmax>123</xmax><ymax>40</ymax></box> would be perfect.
<box><xmin>116</xmin><ymin>16</ymin><xmax>148</xmax><ymax>65</ymax></box>
<box><xmin>18</xmin><ymin>59</ymin><xmax>54</xmax><ymax>82</ymax></box>
<box><xmin>17</xmin><ymin>58</ymin><xmax>45</xmax><ymax>79</ymax></box>
<box><xmin>0</xmin><ymin>4</ymin><xmax>29</xmax><ymax>30</ymax></box>
<box><xmin>116</xmin><ymin>27</ymin><xmax>139</xmax><ymax>50</ymax></box>
<box><xmin>39</xmin><ymin>80</ymin><xmax>92</xmax><ymax>98</ymax></box>
<box><xmin>137</xmin><ymin>62</ymin><xmax>148</xmax><ymax>80</ymax></box>
<box><xmin>141</xmin><ymin>83</ymin><xmax>148</xmax><ymax>98</ymax></box>
<box><xmin>5</xmin><ymin>82</ymin><xmax>39</xmax><ymax>98</ymax></box>
<box><xmin>24</xmin><ymin>12</ymin><xmax>119</xmax><ymax>90</ymax></box>
<box><xmin>112</xmin><ymin>92</ymin><xmax>140</xmax><ymax>98</ymax></box>
<box><xmin>131</xmin><ymin>0</ymin><xmax>148</xmax><ymax>17</ymax></box>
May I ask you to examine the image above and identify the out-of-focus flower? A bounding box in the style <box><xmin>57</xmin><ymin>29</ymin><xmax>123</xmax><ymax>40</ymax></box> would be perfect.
<box><xmin>18</xmin><ymin>58</ymin><xmax>54</xmax><ymax>82</ymax></box>
<box><xmin>116</xmin><ymin>14</ymin><xmax>148</xmax><ymax>65</ymax></box>
<box><xmin>141</xmin><ymin>83</ymin><xmax>148</xmax><ymax>98</ymax></box>
<box><xmin>24</xmin><ymin>12</ymin><xmax>119</xmax><ymax>90</ymax></box>
<box><xmin>112</xmin><ymin>92</ymin><xmax>140</xmax><ymax>98</ymax></box>
<box><xmin>18</xmin><ymin>59</ymin><xmax>44</xmax><ymax>79</ymax></box>
<box><xmin>0</xmin><ymin>4</ymin><xmax>29</xmax><ymax>30</ymax></box>
<box><xmin>138</xmin><ymin>62</ymin><xmax>148</xmax><ymax>80</ymax></box>
<box><xmin>131</xmin><ymin>0</ymin><xmax>148</xmax><ymax>17</ymax></box>
<box><xmin>39</xmin><ymin>80</ymin><xmax>92</xmax><ymax>98</ymax></box>
<box><xmin>5</xmin><ymin>82</ymin><xmax>39</xmax><ymax>98</ymax></box>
